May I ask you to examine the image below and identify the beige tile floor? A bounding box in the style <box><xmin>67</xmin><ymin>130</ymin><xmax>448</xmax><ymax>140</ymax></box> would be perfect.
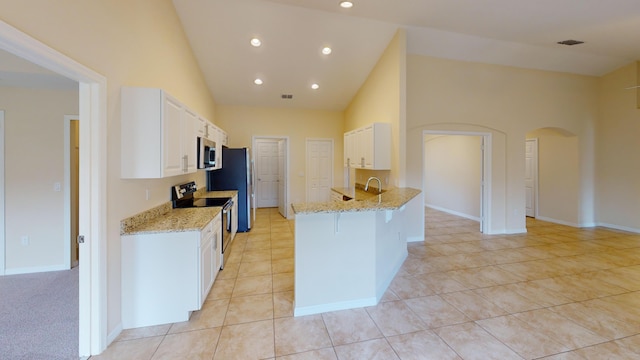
<box><xmin>94</xmin><ymin>207</ymin><xmax>640</xmax><ymax>359</ymax></box>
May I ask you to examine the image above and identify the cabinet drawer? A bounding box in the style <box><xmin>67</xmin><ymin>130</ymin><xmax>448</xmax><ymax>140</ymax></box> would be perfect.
<box><xmin>201</xmin><ymin>219</ymin><xmax>214</xmax><ymax>241</ymax></box>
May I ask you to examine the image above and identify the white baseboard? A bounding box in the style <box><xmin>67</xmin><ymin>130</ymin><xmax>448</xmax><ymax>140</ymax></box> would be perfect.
<box><xmin>503</xmin><ymin>228</ymin><xmax>528</xmax><ymax>235</ymax></box>
<box><xmin>406</xmin><ymin>236</ymin><xmax>423</xmax><ymax>243</ymax></box>
<box><xmin>535</xmin><ymin>216</ymin><xmax>581</xmax><ymax>228</ymax></box>
<box><xmin>4</xmin><ymin>263</ymin><xmax>68</xmax><ymax>275</ymax></box>
<box><xmin>425</xmin><ymin>204</ymin><xmax>480</xmax><ymax>222</ymax></box>
<box><xmin>294</xmin><ymin>297</ymin><xmax>378</xmax><ymax>317</ymax></box>
<box><xmin>107</xmin><ymin>323</ymin><xmax>123</xmax><ymax>347</ymax></box>
<box><xmin>596</xmin><ymin>222</ymin><xmax>640</xmax><ymax>234</ymax></box>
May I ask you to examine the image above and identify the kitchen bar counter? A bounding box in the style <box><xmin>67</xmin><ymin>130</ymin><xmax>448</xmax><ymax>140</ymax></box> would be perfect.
<box><xmin>293</xmin><ymin>187</ymin><xmax>423</xmax><ymax>317</ymax></box>
<box><xmin>291</xmin><ymin>187</ymin><xmax>421</xmax><ymax>214</ymax></box>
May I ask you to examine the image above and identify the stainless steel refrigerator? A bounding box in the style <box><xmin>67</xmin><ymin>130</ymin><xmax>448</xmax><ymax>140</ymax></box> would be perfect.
<box><xmin>207</xmin><ymin>147</ymin><xmax>254</xmax><ymax>231</ymax></box>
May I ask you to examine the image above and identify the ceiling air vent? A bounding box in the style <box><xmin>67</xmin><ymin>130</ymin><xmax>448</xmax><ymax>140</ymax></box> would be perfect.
<box><xmin>281</xmin><ymin>94</ymin><xmax>293</xmax><ymax>99</ymax></box>
<box><xmin>557</xmin><ymin>39</ymin><xmax>584</xmax><ymax>46</ymax></box>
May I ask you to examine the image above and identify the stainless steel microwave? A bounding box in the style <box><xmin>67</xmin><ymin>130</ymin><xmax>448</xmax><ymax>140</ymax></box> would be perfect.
<box><xmin>197</xmin><ymin>137</ymin><xmax>216</xmax><ymax>170</ymax></box>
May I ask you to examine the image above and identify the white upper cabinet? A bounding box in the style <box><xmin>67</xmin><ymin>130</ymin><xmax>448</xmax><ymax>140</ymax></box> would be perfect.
<box><xmin>121</xmin><ymin>87</ymin><xmax>197</xmax><ymax>178</ymax></box>
<box><xmin>205</xmin><ymin>122</ymin><xmax>216</xmax><ymax>142</ymax></box>
<box><xmin>343</xmin><ymin>123</ymin><xmax>391</xmax><ymax>170</ymax></box>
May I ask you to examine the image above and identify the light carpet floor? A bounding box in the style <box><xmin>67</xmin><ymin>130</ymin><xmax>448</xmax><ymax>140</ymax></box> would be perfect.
<box><xmin>0</xmin><ymin>267</ymin><xmax>79</xmax><ymax>360</ymax></box>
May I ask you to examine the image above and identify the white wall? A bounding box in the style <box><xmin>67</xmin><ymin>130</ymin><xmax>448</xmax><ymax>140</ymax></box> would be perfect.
<box><xmin>596</xmin><ymin>62</ymin><xmax>640</xmax><ymax>231</ymax></box>
<box><xmin>406</xmin><ymin>55</ymin><xmax>599</xmax><ymax>234</ymax></box>
<box><xmin>424</xmin><ymin>135</ymin><xmax>481</xmax><ymax>219</ymax></box>
<box><xmin>0</xmin><ymin>87</ymin><xmax>78</xmax><ymax>272</ymax></box>
<box><xmin>526</xmin><ymin>128</ymin><xmax>581</xmax><ymax>226</ymax></box>
<box><xmin>345</xmin><ymin>29</ymin><xmax>406</xmax><ymax>188</ymax></box>
<box><xmin>0</xmin><ymin>0</ymin><xmax>217</xmax><ymax>335</ymax></box>
<box><xmin>216</xmin><ymin>105</ymin><xmax>344</xmax><ymax>205</ymax></box>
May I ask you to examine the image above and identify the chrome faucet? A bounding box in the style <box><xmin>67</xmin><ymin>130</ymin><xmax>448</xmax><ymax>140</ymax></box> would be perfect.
<box><xmin>364</xmin><ymin>176</ymin><xmax>382</xmax><ymax>194</ymax></box>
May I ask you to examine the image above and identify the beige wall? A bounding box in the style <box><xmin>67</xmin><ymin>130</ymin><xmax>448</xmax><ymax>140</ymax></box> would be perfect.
<box><xmin>345</xmin><ymin>29</ymin><xmax>406</xmax><ymax>188</ymax></box>
<box><xmin>407</xmin><ymin>55</ymin><xmax>599</xmax><ymax>233</ymax></box>
<box><xmin>0</xmin><ymin>0</ymin><xmax>217</xmax><ymax>335</ymax></box>
<box><xmin>597</xmin><ymin>62</ymin><xmax>640</xmax><ymax>230</ymax></box>
<box><xmin>215</xmin><ymin>105</ymin><xmax>344</xmax><ymax>206</ymax></box>
<box><xmin>424</xmin><ymin>135</ymin><xmax>482</xmax><ymax>219</ymax></box>
<box><xmin>527</xmin><ymin>129</ymin><xmax>581</xmax><ymax>225</ymax></box>
<box><xmin>1</xmin><ymin>87</ymin><xmax>78</xmax><ymax>271</ymax></box>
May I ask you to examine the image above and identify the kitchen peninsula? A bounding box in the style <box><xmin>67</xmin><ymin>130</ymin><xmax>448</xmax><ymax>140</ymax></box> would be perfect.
<box><xmin>291</xmin><ymin>187</ymin><xmax>422</xmax><ymax>316</ymax></box>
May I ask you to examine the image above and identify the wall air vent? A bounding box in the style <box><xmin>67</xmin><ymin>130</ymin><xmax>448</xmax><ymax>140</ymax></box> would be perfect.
<box><xmin>281</xmin><ymin>94</ymin><xmax>293</xmax><ymax>99</ymax></box>
<box><xmin>557</xmin><ymin>39</ymin><xmax>584</xmax><ymax>46</ymax></box>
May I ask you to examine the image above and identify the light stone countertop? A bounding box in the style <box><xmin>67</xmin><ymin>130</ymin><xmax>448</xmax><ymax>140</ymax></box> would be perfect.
<box><xmin>196</xmin><ymin>189</ymin><xmax>239</xmax><ymax>198</ymax></box>
<box><xmin>121</xmin><ymin>207</ymin><xmax>221</xmax><ymax>235</ymax></box>
<box><xmin>291</xmin><ymin>187</ymin><xmax>421</xmax><ymax>215</ymax></box>
<box><xmin>120</xmin><ymin>189</ymin><xmax>236</xmax><ymax>236</ymax></box>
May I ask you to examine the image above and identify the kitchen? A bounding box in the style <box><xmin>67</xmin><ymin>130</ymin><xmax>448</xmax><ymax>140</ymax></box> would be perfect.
<box><xmin>117</xmin><ymin>79</ymin><xmax>416</xmax><ymax>328</ymax></box>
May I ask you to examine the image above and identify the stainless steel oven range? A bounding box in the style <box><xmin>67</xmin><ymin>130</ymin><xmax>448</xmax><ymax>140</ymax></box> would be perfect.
<box><xmin>172</xmin><ymin>181</ymin><xmax>234</xmax><ymax>269</ymax></box>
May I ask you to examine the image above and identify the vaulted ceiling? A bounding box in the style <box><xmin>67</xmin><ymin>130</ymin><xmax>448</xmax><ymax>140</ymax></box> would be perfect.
<box><xmin>3</xmin><ymin>1</ymin><xmax>639</xmax><ymax>111</ymax></box>
<box><xmin>172</xmin><ymin>0</ymin><xmax>640</xmax><ymax>110</ymax></box>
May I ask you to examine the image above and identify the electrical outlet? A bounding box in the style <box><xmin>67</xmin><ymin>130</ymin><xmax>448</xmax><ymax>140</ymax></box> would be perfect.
<box><xmin>54</xmin><ymin>182</ymin><xmax>61</xmax><ymax>192</ymax></box>
<box><xmin>21</xmin><ymin>236</ymin><xmax>29</xmax><ymax>246</ymax></box>
<box><xmin>145</xmin><ymin>189</ymin><xmax>150</xmax><ymax>200</ymax></box>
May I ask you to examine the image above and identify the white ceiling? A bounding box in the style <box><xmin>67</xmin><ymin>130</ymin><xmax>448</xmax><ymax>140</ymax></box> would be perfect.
<box><xmin>173</xmin><ymin>0</ymin><xmax>640</xmax><ymax>111</ymax></box>
<box><xmin>3</xmin><ymin>1</ymin><xmax>639</xmax><ymax>110</ymax></box>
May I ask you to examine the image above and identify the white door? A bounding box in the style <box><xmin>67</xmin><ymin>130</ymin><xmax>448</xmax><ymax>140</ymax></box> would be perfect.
<box><xmin>525</xmin><ymin>138</ymin><xmax>538</xmax><ymax>217</ymax></box>
<box><xmin>306</xmin><ymin>139</ymin><xmax>333</xmax><ymax>203</ymax></box>
<box><xmin>277</xmin><ymin>139</ymin><xmax>287</xmax><ymax>217</ymax></box>
<box><xmin>255</xmin><ymin>139</ymin><xmax>279</xmax><ymax>208</ymax></box>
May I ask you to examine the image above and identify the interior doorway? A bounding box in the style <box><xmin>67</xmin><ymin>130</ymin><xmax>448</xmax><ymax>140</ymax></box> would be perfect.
<box><xmin>0</xmin><ymin>20</ymin><xmax>108</xmax><ymax>357</ymax></box>
<box><xmin>423</xmin><ymin>131</ymin><xmax>491</xmax><ymax>234</ymax></box>
<box><xmin>525</xmin><ymin>138</ymin><xmax>538</xmax><ymax>218</ymax></box>
<box><xmin>66</xmin><ymin>116</ymin><xmax>80</xmax><ymax>268</ymax></box>
<box><xmin>306</xmin><ymin>139</ymin><xmax>334</xmax><ymax>203</ymax></box>
<box><xmin>253</xmin><ymin>136</ymin><xmax>289</xmax><ymax>218</ymax></box>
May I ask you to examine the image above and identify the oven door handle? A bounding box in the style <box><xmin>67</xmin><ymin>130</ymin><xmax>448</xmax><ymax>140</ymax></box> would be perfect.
<box><xmin>223</xmin><ymin>202</ymin><xmax>232</xmax><ymax>232</ymax></box>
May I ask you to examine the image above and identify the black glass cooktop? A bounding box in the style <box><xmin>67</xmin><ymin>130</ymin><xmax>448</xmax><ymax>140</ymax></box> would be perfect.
<box><xmin>192</xmin><ymin>197</ymin><xmax>231</xmax><ymax>207</ymax></box>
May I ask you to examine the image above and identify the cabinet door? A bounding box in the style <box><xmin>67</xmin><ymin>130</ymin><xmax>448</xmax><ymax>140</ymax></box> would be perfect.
<box><xmin>162</xmin><ymin>96</ymin><xmax>185</xmax><ymax>177</ymax></box>
<box><xmin>205</xmin><ymin>122</ymin><xmax>216</xmax><ymax>142</ymax></box>
<box><xmin>344</xmin><ymin>131</ymin><xmax>357</xmax><ymax>168</ymax></box>
<box><xmin>343</xmin><ymin>133</ymin><xmax>351</xmax><ymax>167</ymax></box>
<box><xmin>355</xmin><ymin>129</ymin><xmax>367</xmax><ymax>168</ymax></box>
<box><xmin>212</xmin><ymin>223</ymin><xmax>220</xmax><ymax>276</ymax></box>
<box><xmin>184</xmin><ymin>110</ymin><xmax>197</xmax><ymax>174</ymax></box>
<box><xmin>196</xmin><ymin>116</ymin><xmax>207</xmax><ymax>138</ymax></box>
<box><xmin>361</xmin><ymin>125</ymin><xmax>374</xmax><ymax>169</ymax></box>
<box><xmin>200</xmin><ymin>234</ymin><xmax>213</xmax><ymax>307</ymax></box>
<box><xmin>215</xmin><ymin>127</ymin><xmax>224</xmax><ymax>169</ymax></box>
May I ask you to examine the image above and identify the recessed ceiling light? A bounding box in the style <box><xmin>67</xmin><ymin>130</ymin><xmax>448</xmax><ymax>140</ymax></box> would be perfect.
<box><xmin>339</xmin><ymin>1</ymin><xmax>353</xmax><ymax>9</ymax></box>
<box><xmin>311</xmin><ymin>83</ymin><xmax>320</xmax><ymax>90</ymax></box>
<box><xmin>254</xmin><ymin>78</ymin><xmax>263</xmax><ymax>85</ymax></box>
<box><xmin>322</xmin><ymin>47</ymin><xmax>332</xmax><ymax>55</ymax></box>
<box><xmin>250</xmin><ymin>38</ymin><xmax>262</xmax><ymax>47</ymax></box>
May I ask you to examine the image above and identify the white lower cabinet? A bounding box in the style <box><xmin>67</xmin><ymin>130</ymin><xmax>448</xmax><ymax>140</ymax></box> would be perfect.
<box><xmin>121</xmin><ymin>213</ymin><xmax>221</xmax><ymax>329</ymax></box>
